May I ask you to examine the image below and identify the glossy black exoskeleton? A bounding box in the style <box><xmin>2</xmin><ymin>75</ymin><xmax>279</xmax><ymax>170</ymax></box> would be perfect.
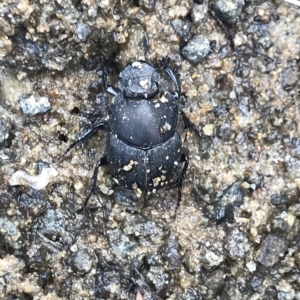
<box><xmin>66</xmin><ymin>58</ymin><xmax>200</xmax><ymax>209</ymax></box>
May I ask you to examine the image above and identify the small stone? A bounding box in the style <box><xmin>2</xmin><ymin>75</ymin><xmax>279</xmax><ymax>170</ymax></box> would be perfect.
<box><xmin>76</xmin><ymin>23</ymin><xmax>91</xmax><ymax>42</ymax></box>
<box><xmin>171</xmin><ymin>19</ymin><xmax>191</xmax><ymax>42</ymax></box>
<box><xmin>234</xmin><ymin>32</ymin><xmax>247</xmax><ymax>47</ymax></box>
<box><xmin>164</xmin><ymin>235</ymin><xmax>182</xmax><ymax>270</ymax></box>
<box><xmin>213</xmin><ymin>0</ymin><xmax>245</xmax><ymax>24</ymax></box>
<box><xmin>199</xmin><ymin>245</ymin><xmax>225</xmax><ymax>268</ymax></box>
<box><xmin>20</xmin><ymin>94</ymin><xmax>51</xmax><ymax>115</ymax></box>
<box><xmin>217</xmin><ymin>124</ymin><xmax>231</xmax><ymax>140</ymax></box>
<box><xmin>9</xmin><ymin>167</ymin><xmax>58</xmax><ymax>190</ymax></box>
<box><xmin>203</xmin><ymin>124</ymin><xmax>215</xmax><ymax>136</ymax></box>
<box><xmin>224</xmin><ymin>227</ymin><xmax>250</xmax><ymax>259</ymax></box>
<box><xmin>202</xmin><ymin>269</ymin><xmax>225</xmax><ymax>298</ymax></box>
<box><xmin>49</xmin><ymin>19</ymin><xmax>66</xmax><ymax>36</ymax></box>
<box><xmin>191</xmin><ymin>4</ymin><xmax>207</xmax><ymax>25</ymax></box>
<box><xmin>0</xmin><ymin>255</ymin><xmax>25</xmax><ymax>277</ymax></box>
<box><xmin>246</xmin><ymin>261</ymin><xmax>256</xmax><ymax>272</ymax></box>
<box><xmin>0</xmin><ymin>18</ymin><xmax>15</xmax><ymax>35</ymax></box>
<box><xmin>281</xmin><ymin>68</ymin><xmax>298</xmax><ymax>91</ymax></box>
<box><xmin>37</xmin><ymin>209</ymin><xmax>65</xmax><ymax>239</ymax></box>
<box><xmin>272</xmin><ymin>211</ymin><xmax>296</xmax><ymax>232</ymax></box>
<box><xmin>17</xmin><ymin>189</ymin><xmax>47</xmax><ymax>217</ymax></box>
<box><xmin>182</xmin><ymin>35</ymin><xmax>210</xmax><ymax>64</ymax></box>
<box><xmin>0</xmin><ymin>217</ymin><xmax>21</xmax><ymax>249</ymax></box>
<box><xmin>70</xmin><ymin>250</ymin><xmax>92</xmax><ymax>274</ymax></box>
<box><xmin>138</xmin><ymin>0</ymin><xmax>157</xmax><ymax>11</ymax></box>
<box><xmin>256</xmin><ymin>234</ymin><xmax>287</xmax><ymax>267</ymax></box>
<box><xmin>0</xmin><ymin>113</ymin><xmax>12</xmax><ymax>148</ymax></box>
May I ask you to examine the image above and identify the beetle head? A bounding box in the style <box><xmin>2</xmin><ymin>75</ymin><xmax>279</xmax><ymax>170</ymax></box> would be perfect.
<box><xmin>118</xmin><ymin>61</ymin><xmax>160</xmax><ymax>100</ymax></box>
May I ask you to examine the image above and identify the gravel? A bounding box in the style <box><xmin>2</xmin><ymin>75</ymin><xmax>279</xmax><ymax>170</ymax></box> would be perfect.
<box><xmin>182</xmin><ymin>35</ymin><xmax>211</xmax><ymax>63</ymax></box>
<box><xmin>0</xmin><ymin>0</ymin><xmax>300</xmax><ymax>299</ymax></box>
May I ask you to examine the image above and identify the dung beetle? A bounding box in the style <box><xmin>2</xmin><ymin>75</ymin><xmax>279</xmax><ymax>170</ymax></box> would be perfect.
<box><xmin>66</xmin><ymin>58</ymin><xmax>200</xmax><ymax>208</ymax></box>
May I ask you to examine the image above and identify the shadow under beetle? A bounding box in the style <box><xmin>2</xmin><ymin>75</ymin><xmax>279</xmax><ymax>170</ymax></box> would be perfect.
<box><xmin>66</xmin><ymin>58</ymin><xmax>200</xmax><ymax>209</ymax></box>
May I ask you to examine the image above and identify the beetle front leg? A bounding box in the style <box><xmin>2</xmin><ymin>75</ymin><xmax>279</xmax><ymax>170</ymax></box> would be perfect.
<box><xmin>64</xmin><ymin>118</ymin><xmax>108</xmax><ymax>155</ymax></box>
<box><xmin>80</xmin><ymin>156</ymin><xmax>108</xmax><ymax>213</ymax></box>
<box><xmin>160</xmin><ymin>57</ymin><xmax>181</xmax><ymax>97</ymax></box>
<box><xmin>97</xmin><ymin>69</ymin><xmax>120</xmax><ymax>96</ymax></box>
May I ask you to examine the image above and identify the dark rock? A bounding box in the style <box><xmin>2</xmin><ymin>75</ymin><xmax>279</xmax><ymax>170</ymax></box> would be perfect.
<box><xmin>37</xmin><ymin>209</ymin><xmax>66</xmax><ymax>240</ymax></box>
<box><xmin>250</xmin><ymin>275</ymin><xmax>263</xmax><ymax>292</ymax></box>
<box><xmin>0</xmin><ymin>114</ymin><xmax>12</xmax><ymax>148</ymax></box>
<box><xmin>69</xmin><ymin>250</ymin><xmax>93</xmax><ymax>274</ymax></box>
<box><xmin>202</xmin><ymin>269</ymin><xmax>225</xmax><ymax>297</ymax></box>
<box><xmin>256</xmin><ymin>234</ymin><xmax>287</xmax><ymax>267</ymax></box>
<box><xmin>281</xmin><ymin>68</ymin><xmax>298</xmax><ymax>91</ymax></box>
<box><xmin>265</xmin><ymin>130</ymin><xmax>280</xmax><ymax>143</ymax></box>
<box><xmin>138</xmin><ymin>0</ymin><xmax>157</xmax><ymax>11</ymax></box>
<box><xmin>17</xmin><ymin>188</ymin><xmax>47</xmax><ymax>217</ymax></box>
<box><xmin>171</xmin><ymin>19</ymin><xmax>191</xmax><ymax>42</ymax></box>
<box><xmin>222</xmin><ymin>279</ymin><xmax>242</xmax><ymax>299</ymax></box>
<box><xmin>76</xmin><ymin>23</ymin><xmax>91</xmax><ymax>42</ymax></box>
<box><xmin>213</xmin><ymin>0</ymin><xmax>245</xmax><ymax>24</ymax></box>
<box><xmin>49</xmin><ymin>19</ymin><xmax>66</xmax><ymax>36</ymax></box>
<box><xmin>163</xmin><ymin>235</ymin><xmax>182</xmax><ymax>270</ymax></box>
<box><xmin>213</xmin><ymin>104</ymin><xmax>229</xmax><ymax>117</ymax></box>
<box><xmin>197</xmin><ymin>136</ymin><xmax>214</xmax><ymax>159</ymax></box>
<box><xmin>270</xmin><ymin>194</ymin><xmax>283</xmax><ymax>206</ymax></box>
<box><xmin>24</xmin><ymin>235</ymin><xmax>48</xmax><ymax>267</ymax></box>
<box><xmin>191</xmin><ymin>4</ymin><xmax>207</xmax><ymax>25</ymax></box>
<box><xmin>217</xmin><ymin>124</ymin><xmax>231</xmax><ymax>140</ymax></box>
<box><xmin>94</xmin><ymin>270</ymin><xmax>121</xmax><ymax>298</ymax></box>
<box><xmin>185</xmin><ymin>287</ymin><xmax>202</xmax><ymax>300</ymax></box>
<box><xmin>0</xmin><ymin>147</ymin><xmax>16</xmax><ymax>164</ymax></box>
<box><xmin>270</xmin><ymin>189</ymin><xmax>299</xmax><ymax>207</ymax></box>
<box><xmin>0</xmin><ymin>217</ymin><xmax>21</xmax><ymax>250</ymax></box>
<box><xmin>7</xmin><ymin>29</ymin><xmax>67</xmax><ymax>72</ymax></box>
<box><xmin>214</xmin><ymin>181</ymin><xmax>246</xmax><ymax>223</ymax></box>
<box><xmin>182</xmin><ymin>35</ymin><xmax>210</xmax><ymax>63</ymax></box>
<box><xmin>224</xmin><ymin>227</ymin><xmax>250</xmax><ymax>259</ymax></box>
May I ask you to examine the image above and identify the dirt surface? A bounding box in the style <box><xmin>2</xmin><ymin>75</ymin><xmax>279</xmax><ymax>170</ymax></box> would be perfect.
<box><xmin>0</xmin><ymin>0</ymin><xmax>300</xmax><ymax>299</ymax></box>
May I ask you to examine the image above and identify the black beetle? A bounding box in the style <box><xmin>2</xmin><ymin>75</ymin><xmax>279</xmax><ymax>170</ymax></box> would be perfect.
<box><xmin>66</xmin><ymin>58</ymin><xmax>200</xmax><ymax>208</ymax></box>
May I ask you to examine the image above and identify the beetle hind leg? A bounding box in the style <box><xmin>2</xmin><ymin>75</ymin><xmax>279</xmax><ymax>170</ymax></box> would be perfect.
<box><xmin>79</xmin><ymin>156</ymin><xmax>108</xmax><ymax>213</ymax></box>
<box><xmin>169</xmin><ymin>154</ymin><xmax>189</xmax><ymax>211</ymax></box>
<box><xmin>180</xmin><ymin>110</ymin><xmax>202</xmax><ymax>138</ymax></box>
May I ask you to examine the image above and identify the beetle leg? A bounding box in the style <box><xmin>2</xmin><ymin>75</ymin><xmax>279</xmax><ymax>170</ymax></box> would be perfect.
<box><xmin>160</xmin><ymin>57</ymin><xmax>181</xmax><ymax>97</ymax></box>
<box><xmin>64</xmin><ymin>119</ymin><xmax>108</xmax><ymax>155</ymax></box>
<box><xmin>208</xmin><ymin>7</ymin><xmax>275</xmax><ymax>58</ymax></box>
<box><xmin>207</xmin><ymin>9</ymin><xmax>235</xmax><ymax>49</ymax></box>
<box><xmin>97</xmin><ymin>69</ymin><xmax>120</xmax><ymax>96</ymax></box>
<box><xmin>180</xmin><ymin>110</ymin><xmax>202</xmax><ymax>137</ymax></box>
<box><xmin>80</xmin><ymin>156</ymin><xmax>109</xmax><ymax>213</ymax></box>
<box><xmin>173</xmin><ymin>154</ymin><xmax>189</xmax><ymax>211</ymax></box>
